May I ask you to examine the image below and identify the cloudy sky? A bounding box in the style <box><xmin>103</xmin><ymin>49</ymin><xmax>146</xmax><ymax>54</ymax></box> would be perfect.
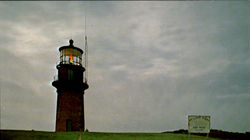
<box><xmin>0</xmin><ymin>1</ymin><xmax>249</xmax><ymax>133</ymax></box>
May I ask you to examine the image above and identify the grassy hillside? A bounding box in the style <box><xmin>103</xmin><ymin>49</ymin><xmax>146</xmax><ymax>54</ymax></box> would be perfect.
<box><xmin>1</xmin><ymin>130</ymin><xmax>221</xmax><ymax>140</ymax></box>
<box><xmin>165</xmin><ymin>129</ymin><xmax>250</xmax><ymax>140</ymax></box>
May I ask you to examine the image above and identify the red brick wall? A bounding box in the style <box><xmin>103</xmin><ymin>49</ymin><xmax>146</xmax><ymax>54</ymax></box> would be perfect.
<box><xmin>56</xmin><ymin>90</ymin><xmax>84</xmax><ymax>131</ymax></box>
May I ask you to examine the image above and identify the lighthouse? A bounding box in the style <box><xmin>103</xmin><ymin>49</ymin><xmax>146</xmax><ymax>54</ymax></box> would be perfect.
<box><xmin>52</xmin><ymin>39</ymin><xmax>88</xmax><ymax>132</ymax></box>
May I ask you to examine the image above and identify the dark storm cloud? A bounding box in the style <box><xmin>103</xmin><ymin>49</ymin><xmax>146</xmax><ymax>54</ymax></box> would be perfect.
<box><xmin>0</xmin><ymin>1</ymin><xmax>249</xmax><ymax>133</ymax></box>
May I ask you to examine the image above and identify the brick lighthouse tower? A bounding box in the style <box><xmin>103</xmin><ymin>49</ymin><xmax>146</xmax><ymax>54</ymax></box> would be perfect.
<box><xmin>52</xmin><ymin>39</ymin><xmax>88</xmax><ymax>131</ymax></box>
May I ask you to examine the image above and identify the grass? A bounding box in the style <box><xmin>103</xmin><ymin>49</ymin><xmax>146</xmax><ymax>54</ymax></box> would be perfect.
<box><xmin>0</xmin><ymin>130</ymin><xmax>222</xmax><ymax>140</ymax></box>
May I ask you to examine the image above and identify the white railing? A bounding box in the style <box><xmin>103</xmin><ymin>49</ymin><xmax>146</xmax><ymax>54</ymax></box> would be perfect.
<box><xmin>57</xmin><ymin>60</ymin><xmax>82</xmax><ymax>66</ymax></box>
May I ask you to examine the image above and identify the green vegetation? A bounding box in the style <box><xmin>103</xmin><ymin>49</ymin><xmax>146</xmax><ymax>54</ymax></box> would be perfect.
<box><xmin>1</xmin><ymin>130</ymin><xmax>222</xmax><ymax>140</ymax></box>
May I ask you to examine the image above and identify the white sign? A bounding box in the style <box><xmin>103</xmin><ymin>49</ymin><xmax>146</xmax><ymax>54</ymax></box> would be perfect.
<box><xmin>188</xmin><ymin>115</ymin><xmax>210</xmax><ymax>133</ymax></box>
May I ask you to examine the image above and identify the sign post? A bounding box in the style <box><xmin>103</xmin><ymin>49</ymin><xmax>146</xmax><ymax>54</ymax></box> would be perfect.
<box><xmin>188</xmin><ymin>115</ymin><xmax>210</xmax><ymax>140</ymax></box>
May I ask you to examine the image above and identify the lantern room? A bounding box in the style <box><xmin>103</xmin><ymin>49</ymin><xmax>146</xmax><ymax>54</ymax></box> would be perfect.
<box><xmin>59</xmin><ymin>39</ymin><xmax>83</xmax><ymax>66</ymax></box>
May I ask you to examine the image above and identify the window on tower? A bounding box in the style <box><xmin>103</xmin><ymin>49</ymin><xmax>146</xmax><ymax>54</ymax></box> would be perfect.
<box><xmin>68</xmin><ymin>69</ymin><xmax>73</xmax><ymax>80</ymax></box>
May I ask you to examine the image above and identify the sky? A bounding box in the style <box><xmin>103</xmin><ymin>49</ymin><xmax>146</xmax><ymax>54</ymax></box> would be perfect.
<box><xmin>0</xmin><ymin>1</ymin><xmax>249</xmax><ymax>133</ymax></box>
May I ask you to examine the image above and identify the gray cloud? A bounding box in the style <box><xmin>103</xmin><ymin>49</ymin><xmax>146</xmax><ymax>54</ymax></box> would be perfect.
<box><xmin>0</xmin><ymin>1</ymin><xmax>249</xmax><ymax>133</ymax></box>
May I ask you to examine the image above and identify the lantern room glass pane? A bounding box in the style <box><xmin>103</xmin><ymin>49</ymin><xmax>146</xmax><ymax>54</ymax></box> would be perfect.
<box><xmin>60</xmin><ymin>48</ymin><xmax>82</xmax><ymax>65</ymax></box>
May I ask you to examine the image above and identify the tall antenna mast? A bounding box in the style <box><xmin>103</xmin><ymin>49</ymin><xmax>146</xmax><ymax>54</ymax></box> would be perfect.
<box><xmin>84</xmin><ymin>9</ymin><xmax>88</xmax><ymax>84</ymax></box>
